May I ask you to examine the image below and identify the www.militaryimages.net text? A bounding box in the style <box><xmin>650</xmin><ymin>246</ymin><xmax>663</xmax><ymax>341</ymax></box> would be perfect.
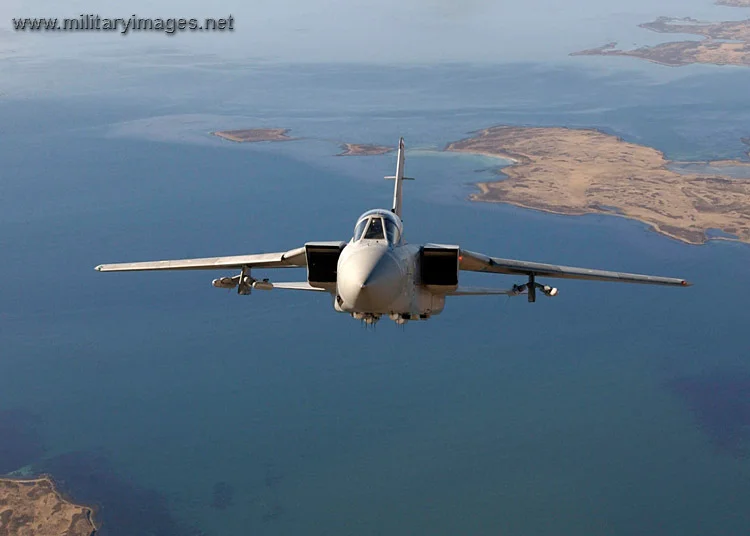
<box><xmin>12</xmin><ymin>15</ymin><xmax>235</xmax><ymax>35</ymax></box>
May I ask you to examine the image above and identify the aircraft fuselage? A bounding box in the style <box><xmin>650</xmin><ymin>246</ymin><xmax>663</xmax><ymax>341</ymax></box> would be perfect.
<box><xmin>333</xmin><ymin>216</ymin><xmax>447</xmax><ymax>323</ymax></box>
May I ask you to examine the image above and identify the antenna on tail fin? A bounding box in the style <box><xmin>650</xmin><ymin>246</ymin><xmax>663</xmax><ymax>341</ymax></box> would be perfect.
<box><xmin>384</xmin><ymin>137</ymin><xmax>414</xmax><ymax>218</ymax></box>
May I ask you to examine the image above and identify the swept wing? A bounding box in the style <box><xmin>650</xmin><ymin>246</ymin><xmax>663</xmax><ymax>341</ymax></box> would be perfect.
<box><xmin>459</xmin><ymin>249</ymin><xmax>690</xmax><ymax>287</ymax></box>
<box><xmin>95</xmin><ymin>246</ymin><xmax>307</xmax><ymax>272</ymax></box>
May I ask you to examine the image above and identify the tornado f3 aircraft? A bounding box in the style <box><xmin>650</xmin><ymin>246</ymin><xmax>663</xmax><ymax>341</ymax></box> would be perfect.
<box><xmin>96</xmin><ymin>138</ymin><xmax>690</xmax><ymax>325</ymax></box>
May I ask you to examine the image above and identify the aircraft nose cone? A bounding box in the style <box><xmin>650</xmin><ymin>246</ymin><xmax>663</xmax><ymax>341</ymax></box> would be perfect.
<box><xmin>338</xmin><ymin>247</ymin><xmax>402</xmax><ymax>312</ymax></box>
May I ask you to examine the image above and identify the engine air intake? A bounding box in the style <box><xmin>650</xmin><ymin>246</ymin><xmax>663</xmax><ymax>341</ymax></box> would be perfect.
<box><xmin>420</xmin><ymin>246</ymin><xmax>459</xmax><ymax>286</ymax></box>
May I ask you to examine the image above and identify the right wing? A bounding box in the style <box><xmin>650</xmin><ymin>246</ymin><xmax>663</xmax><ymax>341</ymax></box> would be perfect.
<box><xmin>95</xmin><ymin>246</ymin><xmax>307</xmax><ymax>272</ymax></box>
<box><xmin>459</xmin><ymin>249</ymin><xmax>690</xmax><ymax>287</ymax></box>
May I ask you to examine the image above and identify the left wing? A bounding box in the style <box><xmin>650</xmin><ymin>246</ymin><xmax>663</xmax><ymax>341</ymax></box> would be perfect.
<box><xmin>459</xmin><ymin>249</ymin><xmax>690</xmax><ymax>287</ymax></box>
<box><xmin>95</xmin><ymin>246</ymin><xmax>307</xmax><ymax>272</ymax></box>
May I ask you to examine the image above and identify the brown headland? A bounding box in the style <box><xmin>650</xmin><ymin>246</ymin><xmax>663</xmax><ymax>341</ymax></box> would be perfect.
<box><xmin>0</xmin><ymin>476</ymin><xmax>97</xmax><ymax>536</ymax></box>
<box><xmin>445</xmin><ymin>126</ymin><xmax>750</xmax><ymax>245</ymax></box>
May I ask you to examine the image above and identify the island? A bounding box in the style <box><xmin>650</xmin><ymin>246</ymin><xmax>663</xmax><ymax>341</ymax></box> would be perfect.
<box><xmin>336</xmin><ymin>143</ymin><xmax>394</xmax><ymax>156</ymax></box>
<box><xmin>445</xmin><ymin>126</ymin><xmax>750</xmax><ymax>245</ymax></box>
<box><xmin>572</xmin><ymin>0</ymin><xmax>750</xmax><ymax>67</ymax></box>
<box><xmin>716</xmin><ymin>0</ymin><xmax>750</xmax><ymax>6</ymax></box>
<box><xmin>212</xmin><ymin>128</ymin><xmax>293</xmax><ymax>143</ymax></box>
<box><xmin>212</xmin><ymin>129</ymin><xmax>396</xmax><ymax>156</ymax></box>
<box><xmin>0</xmin><ymin>476</ymin><xmax>97</xmax><ymax>535</ymax></box>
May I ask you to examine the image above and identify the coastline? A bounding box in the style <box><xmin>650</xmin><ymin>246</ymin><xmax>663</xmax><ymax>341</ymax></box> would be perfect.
<box><xmin>570</xmin><ymin>0</ymin><xmax>750</xmax><ymax>68</ymax></box>
<box><xmin>444</xmin><ymin>126</ymin><xmax>750</xmax><ymax>246</ymax></box>
<box><xmin>468</xmin><ymin>185</ymin><xmax>744</xmax><ymax>246</ymax></box>
<box><xmin>0</xmin><ymin>475</ymin><xmax>98</xmax><ymax>536</ymax></box>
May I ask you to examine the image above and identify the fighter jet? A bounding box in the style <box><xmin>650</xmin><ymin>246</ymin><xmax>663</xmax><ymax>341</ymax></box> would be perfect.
<box><xmin>95</xmin><ymin>138</ymin><xmax>690</xmax><ymax>324</ymax></box>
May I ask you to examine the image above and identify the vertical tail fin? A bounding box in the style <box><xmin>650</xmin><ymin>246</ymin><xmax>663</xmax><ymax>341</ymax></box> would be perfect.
<box><xmin>384</xmin><ymin>137</ymin><xmax>414</xmax><ymax>218</ymax></box>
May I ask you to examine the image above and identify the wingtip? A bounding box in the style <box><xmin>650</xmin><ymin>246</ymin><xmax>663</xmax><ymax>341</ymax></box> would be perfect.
<box><xmin>681</xmin><ymin>280</ymin><xmax>692</xmax><ymax>287</ymax></box>
<box><xmin>95</xmin><ymin>265</ymin><xmax>103</xmax><ymax>272</ymax></box>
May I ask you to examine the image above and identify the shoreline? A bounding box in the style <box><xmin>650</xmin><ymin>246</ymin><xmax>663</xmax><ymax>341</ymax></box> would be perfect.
<box><xmin>570</xmin><ymin>0</ymin><xmax>750</xmax><ymax>68</ymax></box>
<box><xmin>469</xmin><ymin>183</ymin><xmax>744</xmax><ymax>246</ymax></box>
<box><xmin>0</xmin><ymin>475</ymin><xmax>98</xmax><ymax>536</ymax></box>
<box><xmin>444</xmin><ymin>126</ymin><xmax>750</xmax><ymax>245</ymax></box>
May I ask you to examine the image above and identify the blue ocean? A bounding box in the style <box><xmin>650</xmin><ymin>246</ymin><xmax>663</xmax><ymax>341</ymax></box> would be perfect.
<box><xmin>1</xmin><ymin>62</ymin><xmax>750</xmax><ymax>535</ymax></box>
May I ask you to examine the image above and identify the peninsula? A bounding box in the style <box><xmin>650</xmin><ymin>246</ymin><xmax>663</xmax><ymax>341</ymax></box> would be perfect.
<box><xmin>337</xmin><ymin>143</ymin><xmax>394</xmax><ymax>156</ymax></box>
<box><xmin>572</xmin><ymin>0</ymin><xmax>750</xmax><ymax>67</ymax></box>
<box><xmin>0</xmin><ymin>476</ymin><xmax>96</xmax><ymax>535</ymax></box>
<box><xmin>445</xmin><ymin>126</ymin><xmax>750</xmax><ymax>245</ymax></box>
<box><xmin>212</xmin><ymin>128</ymin><xmax>293</xmax><ymax>143</ymax></box>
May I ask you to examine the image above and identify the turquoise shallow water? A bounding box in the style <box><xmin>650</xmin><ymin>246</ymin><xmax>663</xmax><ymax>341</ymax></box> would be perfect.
<box><xmin>1</xmin><ymin>64</ymin><xmax>750</xmax><ymax>535</ymax></box>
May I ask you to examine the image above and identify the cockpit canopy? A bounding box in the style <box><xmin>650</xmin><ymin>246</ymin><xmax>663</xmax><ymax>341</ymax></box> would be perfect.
<box><xmin>353</xmin><ymin>209</ymin><xmax>402</xmax><ymax>244</ymax></box>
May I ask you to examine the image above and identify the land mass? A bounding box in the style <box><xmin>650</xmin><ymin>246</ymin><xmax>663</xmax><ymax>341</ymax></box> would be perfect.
<box><xmin>572</xmin><ymin>0</ymin><xmax>750</xmax><ymax>67</ymax></box>
<box><xmin>716</xmin><ymin>0</ymin><xmax>750</xmax><ymax>7</ymax></box>
<box><xmin>445</xmin><ymin>126</ymin><xmax>750</xmax><ymax>245</ymax></box>
<box><xmin>0</xmin><ymin>476</ymin><xmax>96</xmax><ymax>536</ymax></box>
<box><xmin>212</xmin><ymin>128</ymin><xmax>293</xmax><ymax>142</ymax></box>
<box><xmin>337</xmin><ymin>143</ymin><xmax>394</xmax><ymax>156</ymax></box>
<box><xmin>212</xmin><ymin>129</ymin><xmax>395</xmax><ymax>156</ymax></box>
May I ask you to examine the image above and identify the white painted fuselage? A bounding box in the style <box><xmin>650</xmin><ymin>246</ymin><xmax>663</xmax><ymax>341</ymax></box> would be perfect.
<box><xmin>334</xmin><ymin>209</ymin><xmax>446</xmax><ymax>322</ymax></box>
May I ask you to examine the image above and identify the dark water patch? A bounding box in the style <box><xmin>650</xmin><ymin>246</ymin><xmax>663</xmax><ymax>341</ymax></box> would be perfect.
<box><xmin>35</xmin><ymin>451</ymin><xmax>204</xmax><ymax>536</ymax></box>
<box><xmin>0</xmin><ymin>409</ymin><xmax>46</xmax><ymax>474</ymax></box>
<box><xmin>260</xmin><ymin>501</ymin><xmax>284</xmax><ymax>523</ymax></box>
<box><xmin>248</xmin><ymin>463</ymin><xmax>285</xmax><ymax>523</ymax></box>
<box><xmin>669</xmin><ymin>371</ymin><xmax>750</xmax><ymax>458</ymax></box>
<box><xmin>263</xmin><ymin>462</ymin><xmax>283</xmax><ymax>490</ymax></box>
<box><xmin>209</xmin><ymin>481</ymin><xmax>234</xmax><ymax>510</ymax></box>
